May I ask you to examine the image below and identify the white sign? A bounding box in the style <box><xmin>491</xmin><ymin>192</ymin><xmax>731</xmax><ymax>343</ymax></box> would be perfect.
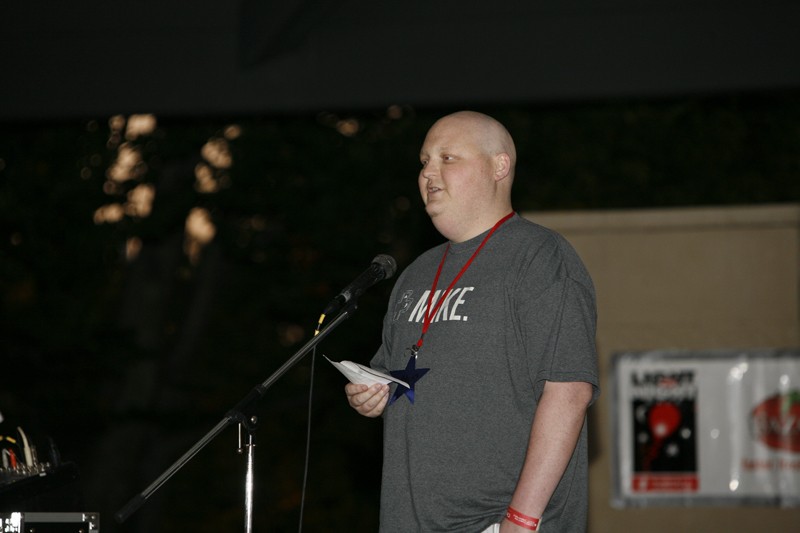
<box><xmin>611</xmin><ymin>349</ymin><xmax>800</xmax><ymax>507</ymax></box>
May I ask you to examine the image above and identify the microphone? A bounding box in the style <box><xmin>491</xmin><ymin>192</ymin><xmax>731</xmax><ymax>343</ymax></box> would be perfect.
<box><xmin>321</xmin><ymin>254</ymin><xmax>397</xmax><ymax>318</ymax></box>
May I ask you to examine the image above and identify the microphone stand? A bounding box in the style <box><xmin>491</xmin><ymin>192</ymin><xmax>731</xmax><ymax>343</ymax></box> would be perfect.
<box><xmin>115</xmin><ymin>301</ymin><xmax>359</xmax><ymax>532</ymax></box>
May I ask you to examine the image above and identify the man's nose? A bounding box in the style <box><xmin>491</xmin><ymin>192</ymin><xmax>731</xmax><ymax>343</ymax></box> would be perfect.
<box><xmin>421</xmin><ymin>161</ymin><xmax>438</xmax><ymax>179</ymax></box>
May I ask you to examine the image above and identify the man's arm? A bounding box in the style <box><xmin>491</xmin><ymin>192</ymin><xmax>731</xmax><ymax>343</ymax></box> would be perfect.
<box><xmin>501</xmin><ymin>380</ymin><xmax>594</xmax><ymax>532</ymax></box>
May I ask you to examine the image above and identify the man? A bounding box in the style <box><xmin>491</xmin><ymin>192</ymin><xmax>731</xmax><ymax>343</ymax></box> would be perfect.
<box><xmin>346</xmin><ymin>111</ymin><xmax>599</xmax><ymax>532</ymax></box>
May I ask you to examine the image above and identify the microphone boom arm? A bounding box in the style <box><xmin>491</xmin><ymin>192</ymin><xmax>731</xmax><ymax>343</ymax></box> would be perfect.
<box><xmin>114</xmin><ymin>300</ymin><xmax>359</xmax><ymax>525</ymax></box>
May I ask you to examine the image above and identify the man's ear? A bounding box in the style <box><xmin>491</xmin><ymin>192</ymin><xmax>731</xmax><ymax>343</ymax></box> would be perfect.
<box><xmin>494</xmin><ymin>153</ymin><xmax>512</xmax><ymax>182</ymax></box>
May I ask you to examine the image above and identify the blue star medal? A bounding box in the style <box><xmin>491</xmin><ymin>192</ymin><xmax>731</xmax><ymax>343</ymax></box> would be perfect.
<box><xmin>389</xmin><ymin>354</ymin><xmax>430</xmax><ymax>405</ymax></box>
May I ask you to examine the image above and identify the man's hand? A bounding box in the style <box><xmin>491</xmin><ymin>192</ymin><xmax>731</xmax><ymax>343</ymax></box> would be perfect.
<box><xmin>499</xmin><ymin>520</ymin><xmax>532</xmax><ymax>533</ymax></box>
<box><xmin>346</xmin><ymin>382</ymin><xmax>389</xmax><ymax>417</ymax></box>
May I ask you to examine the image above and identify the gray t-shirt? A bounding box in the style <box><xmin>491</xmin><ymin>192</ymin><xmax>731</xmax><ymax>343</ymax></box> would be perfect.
<box><xmin>371</xmin><ymin>214</ymin><xmax>599</xmax><ymax>532</ymax></box>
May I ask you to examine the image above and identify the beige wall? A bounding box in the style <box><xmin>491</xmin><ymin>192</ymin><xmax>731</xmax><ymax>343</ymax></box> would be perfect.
<box><xmin>524</xmin><ymin>204</ymin><xmax>800</xmax><ymax>533</ymax></box>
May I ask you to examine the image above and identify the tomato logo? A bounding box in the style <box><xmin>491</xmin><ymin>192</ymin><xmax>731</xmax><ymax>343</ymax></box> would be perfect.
<box><xmin>750</xmin><ymin>390</ymin><xmax>800</xmax><ymax>453</ymax></box>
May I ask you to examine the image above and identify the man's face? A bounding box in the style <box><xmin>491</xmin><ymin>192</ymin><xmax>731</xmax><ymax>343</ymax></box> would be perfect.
<box><xmin>417</xmin><ymin>117</ymin><xmax>497</xmax><ymax>224</ymax></box>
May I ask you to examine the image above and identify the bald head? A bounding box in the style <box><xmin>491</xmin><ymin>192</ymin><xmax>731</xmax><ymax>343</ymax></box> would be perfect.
<box><xmin>432</xmin><ymin>111</ymin><xmax>517</xmax><ymax>180</ymax></box>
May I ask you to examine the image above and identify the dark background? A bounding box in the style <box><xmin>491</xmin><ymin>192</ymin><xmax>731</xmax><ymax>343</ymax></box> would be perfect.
<box><xmin>2</xmin><ymin>1</ymin><xmax>800</xmax><ymax>531</ymax></box>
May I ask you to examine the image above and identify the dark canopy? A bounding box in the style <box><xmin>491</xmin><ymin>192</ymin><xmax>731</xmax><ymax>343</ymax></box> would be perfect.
<box><xmin>2</xmin><ymin>0</ymin><xmax>799</xmax><ymax>120</ymax></box>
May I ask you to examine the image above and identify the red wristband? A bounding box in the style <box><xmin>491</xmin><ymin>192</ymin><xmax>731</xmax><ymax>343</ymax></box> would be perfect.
<box><xmin>505</xmin><ymin>506</ymin><xmax>540</xmax><ymax>531</ymax></box>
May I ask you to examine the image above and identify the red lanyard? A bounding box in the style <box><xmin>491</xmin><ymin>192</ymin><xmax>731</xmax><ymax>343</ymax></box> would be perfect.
<box><xmin>413</xmin><ymin>212</ymin><xmax>514</xmax><ymax>354</ymax></box>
